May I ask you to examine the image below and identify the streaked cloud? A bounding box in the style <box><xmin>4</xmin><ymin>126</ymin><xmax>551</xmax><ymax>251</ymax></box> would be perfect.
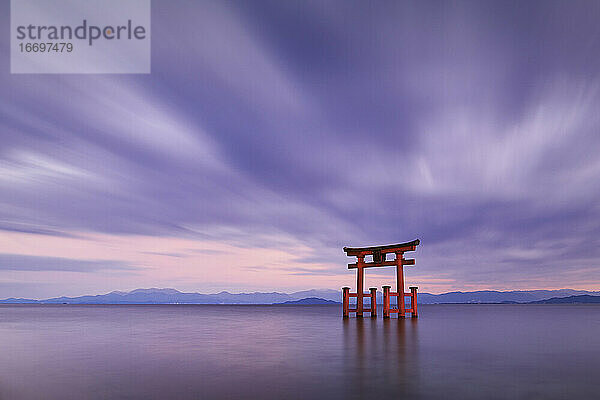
<box><xmin>0</xmin><ymin>253</ymin><xmax>134</xmax><ymax>272</ymax></box>
<box><xmin>1</xmin><ymin>0</ymin><xmax>599</xmax><ymax>296</ymax></box>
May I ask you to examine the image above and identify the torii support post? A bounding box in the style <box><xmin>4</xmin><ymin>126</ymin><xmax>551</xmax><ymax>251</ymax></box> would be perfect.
<box><xmin>410</xmin><ymin>286</ymin><xmax>418</xmax><ymax>318</ymax></box>
<box><xmin>343</xmin><ymin>239</ymin><xmax>420</xmax><ymax>319</ymax></box>
<box><xmin>382</xmin><ymin>285</ymin><xmax>391</xmax><ymax>318</ymax></box>
<box><xmin>369</xmin><ymin>287</ymin><xmax>377</xmax><ymax>317</ymax></box>
<box><xmin>342</xmin><ymin>287</ymin><xmax>350</xmax><ymax>318</ymax></box>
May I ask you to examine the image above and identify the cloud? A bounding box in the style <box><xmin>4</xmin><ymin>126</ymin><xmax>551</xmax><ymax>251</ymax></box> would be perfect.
<box><xmin>141</xmin><ymin>251</ymin><xmax>188</xmax><ymax>258</ymax></box>
<box><xmin>0</xmin><ymin>0</ymin><xmax>599</xmax><ymax>293</ymax></box>
<box><xmin>0</xmin><ymin>254</ymin><xmax>136</xmax><ymax>272</ymax></box>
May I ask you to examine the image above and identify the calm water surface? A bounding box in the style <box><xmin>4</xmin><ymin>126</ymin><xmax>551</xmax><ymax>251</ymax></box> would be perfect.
<box><xmin>1</xmin><ymin>304</ymin><xmax>599</xmax><ymax>399</ymax></box>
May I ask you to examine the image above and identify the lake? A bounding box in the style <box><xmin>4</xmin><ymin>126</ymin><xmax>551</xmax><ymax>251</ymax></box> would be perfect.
<box><xmin>0</xmin><ymin>304</ymin><xmax>598</xmax><ymax>399</ymax></box>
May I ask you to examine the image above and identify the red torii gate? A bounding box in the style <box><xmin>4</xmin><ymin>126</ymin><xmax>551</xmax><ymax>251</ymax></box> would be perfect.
<box><xmin>342</xmin><ymin>239</ymin><xmax>420</xmax><ymax>318</ymax></box>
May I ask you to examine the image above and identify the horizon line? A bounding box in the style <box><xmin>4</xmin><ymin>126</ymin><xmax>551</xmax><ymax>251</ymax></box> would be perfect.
<box><xmin>3</xmin><ymin>286</ymin><xmax>600</xmax><ymax>301</ymax></box>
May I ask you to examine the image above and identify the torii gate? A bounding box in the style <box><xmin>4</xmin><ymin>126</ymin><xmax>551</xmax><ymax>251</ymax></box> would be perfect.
<box><xmin>342</xmin><ymin>239</ymin><xmax>420</xmax><ymax>318</ymax></box>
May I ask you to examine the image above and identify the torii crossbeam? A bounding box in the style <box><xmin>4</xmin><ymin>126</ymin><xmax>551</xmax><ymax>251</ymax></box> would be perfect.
<box><xmin>342</xmin><ymin>239</ymin><xmax>420</xmax><ymax>318</ymax></box>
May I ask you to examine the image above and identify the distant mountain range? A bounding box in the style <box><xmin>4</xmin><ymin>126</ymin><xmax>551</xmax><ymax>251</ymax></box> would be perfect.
<box><xmin>1</xmin><ymin>288</ymin><xmax>599</xmax><ymax>305</ymax></box>
<box><xmin>279</xmin><ymin>297</ymin><xmax>340</xmax><ymax>305</ymax></box>
<box><xmin>529</xmin><ymin>295</ymin><xmax>600</xmax><ymax>304</ymax></box>
<box><xmin>416</xmin><ymin>289</ymin><xmax>600</xmax><ymax>304</ymax></box>
<box><xmin>0</xmin><ymin>288</ymin><xmax>341</xmax><ymax>305</ymax></box>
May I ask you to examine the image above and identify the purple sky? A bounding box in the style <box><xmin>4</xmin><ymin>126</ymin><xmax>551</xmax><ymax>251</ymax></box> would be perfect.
<box><xmin>2</xmin><ymin>0</ymin><xmax>600</xmax><ymax>298</ymax></box>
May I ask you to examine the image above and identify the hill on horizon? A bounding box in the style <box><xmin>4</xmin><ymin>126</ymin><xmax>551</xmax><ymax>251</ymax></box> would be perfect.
<box><xmin>0</xmin><ymin>288</ymin><xmax>341</xmax><ymax>305</ymax></box>
<box><xmin>278</xmin><ymin>297</ymin><xmax>340</xmax><ymax>305</ymax></box>
<box><xmin>528</xmin><ymin>295</ymin><xmax>600</xmax><ymax>304</ymax></box>
<box><xmin>1</xmin><ymin>288</ymin><xmax>600</xmax><ymax>305</ymax></box>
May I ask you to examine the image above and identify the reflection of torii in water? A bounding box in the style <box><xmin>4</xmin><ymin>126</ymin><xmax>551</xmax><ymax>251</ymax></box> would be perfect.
<box><xmin>342</xmin><ymin>239</ymin><xmax>420</xmax><ymax>318</ymax></box>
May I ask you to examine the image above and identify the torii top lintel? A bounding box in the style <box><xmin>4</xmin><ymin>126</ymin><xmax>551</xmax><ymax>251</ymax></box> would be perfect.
<box><xmin>343</xmin><ymin>239</ymin><xmax>420</xmax><ymax>257</ymax></box>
